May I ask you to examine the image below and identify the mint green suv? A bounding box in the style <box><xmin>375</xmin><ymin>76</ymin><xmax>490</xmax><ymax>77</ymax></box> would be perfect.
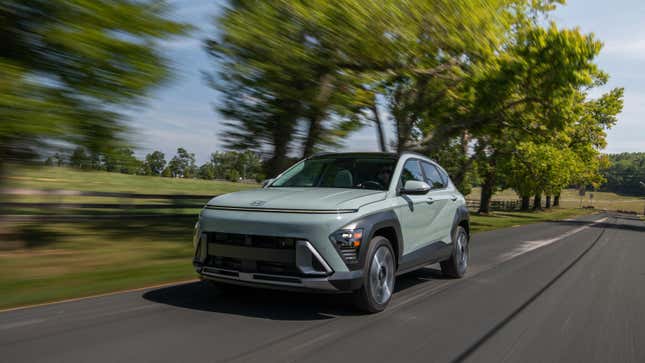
<box><xmin>193</xmin><ymin>152</ymin><xmax>469</xmax><ymax>312</ymax></box>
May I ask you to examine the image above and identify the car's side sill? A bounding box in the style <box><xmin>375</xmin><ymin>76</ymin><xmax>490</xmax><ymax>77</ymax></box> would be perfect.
<box><xmin>397</xmin><ymin>241</ymin><xmax>452</xmax><ymax>275</ymax></box>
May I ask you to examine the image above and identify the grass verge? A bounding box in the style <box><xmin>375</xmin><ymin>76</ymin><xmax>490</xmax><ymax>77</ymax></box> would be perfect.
<box><xmin>469</xmin><ymin>208</ymin><xmax>596</xmax><ymax>233</ymax></box>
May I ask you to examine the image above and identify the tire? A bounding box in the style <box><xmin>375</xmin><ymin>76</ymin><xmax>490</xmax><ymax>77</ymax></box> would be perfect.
<box><xmin>353</xmin><ymin>236</ymin><xmax>396</xmax><ymax>313</ymax></box>
<box><xmin>440</xmin><ymin>226</ymin><xmax>469</xmax><ymax>278</ymax></box>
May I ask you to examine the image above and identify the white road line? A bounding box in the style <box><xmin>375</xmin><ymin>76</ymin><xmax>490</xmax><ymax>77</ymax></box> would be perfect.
<box><xmin>499</xmin><ymin>217</ymin><xmax>608</xmax><ymax>262</ymax></box>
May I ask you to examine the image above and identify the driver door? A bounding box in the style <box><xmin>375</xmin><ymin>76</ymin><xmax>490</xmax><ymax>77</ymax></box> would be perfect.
<box><xmin>393</xmin><ymin>158</ymin><xmax>441</xmax><ymax>254</ymax></box>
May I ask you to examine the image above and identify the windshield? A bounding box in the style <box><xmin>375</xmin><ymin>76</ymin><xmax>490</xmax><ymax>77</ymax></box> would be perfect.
<box><xmin>270</xmin><ymin>157</ymin><xmax>396</xmax><ymax>191</ymax></box>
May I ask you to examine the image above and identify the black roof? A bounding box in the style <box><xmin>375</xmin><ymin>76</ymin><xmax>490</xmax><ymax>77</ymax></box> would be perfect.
<box><xmin>310</xmin><ymin>152</ymin><xmax>398</xmax><ymax>159</ymax></box>
<box><xmin>310</xmin><ymin>151</ymin><xmax>433</xmax><ymax>161</ymax></box>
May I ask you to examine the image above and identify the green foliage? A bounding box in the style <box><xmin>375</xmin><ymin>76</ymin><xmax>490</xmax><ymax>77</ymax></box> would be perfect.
<box><xmin>165</xmin><ymin>148</ymin><xmax>197</xmax><ymax>178</ymax></box>
<box><xmin>0</xmin><ymin>0</ymin><xmax>187</xmax><ymax>172</ymax></box>
<box><xmin>103</xmin><ymin>148</ymin><xmax>142</xmax><ymax>175</ymax></box>
<box><xmin>199</xmin><ymin>150</ymin><xmax>263</xmax><ymax>181</ymax></box>
<box><xmin>602</xmin><ymin>153</ymin><xmax>645</xmax><ymax>196</ymax></box>
<box><xmin>504</xmin><ymin>142</ymin><xmax>579</xmax><ymax>198</ymax></box>
<box><xmin>143</xmin><ymin>151</ymin><xmax>167</xmax><ymax>176</ymax></box>
<box><xmin>209</xmin><ymin>0</ymin><xmax>513</xmax><ymax>168</ymax></box>
<box><xmin>227</xmin><ymin>169</ymin><xmax>241</xmax><ymax>182</ymax></box>
<box><xmin>69</xmin><ymin>147</ymin><xmax>90</xmax><ymax>169</ymax></box>
<box><xmin>431</xmin><ymin>135</ymin><xmax>479</xmax><ymax>195</ymax></box>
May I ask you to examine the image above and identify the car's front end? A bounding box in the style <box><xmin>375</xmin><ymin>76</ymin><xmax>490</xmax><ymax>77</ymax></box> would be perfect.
<box><xmin>192</xmin><ymin>188</ymin><xmax>389</xmax><ymax>292</ymax></box>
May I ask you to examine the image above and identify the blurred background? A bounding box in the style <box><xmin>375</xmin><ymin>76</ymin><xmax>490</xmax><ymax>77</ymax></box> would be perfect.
<box><xmin>1</xmin><ymin>0</ymin><xmax>643</xmax><ymax>309</ymax></box>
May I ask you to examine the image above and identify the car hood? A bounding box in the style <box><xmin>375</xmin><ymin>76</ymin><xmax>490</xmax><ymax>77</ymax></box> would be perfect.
<box><xmin>206</xmin><ymin>188</ymin><xmax>386</xmax><ymax>211</ymax></box>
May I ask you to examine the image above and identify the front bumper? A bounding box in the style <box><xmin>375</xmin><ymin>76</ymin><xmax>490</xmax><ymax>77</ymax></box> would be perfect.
<box><xmin>194</xmin><ymin>263</ymin><xmax>363</xmax><ymax>292</ymax></box>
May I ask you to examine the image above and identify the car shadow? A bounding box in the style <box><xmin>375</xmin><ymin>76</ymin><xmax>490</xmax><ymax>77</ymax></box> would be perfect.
<box><xmin>142</xmin><ymin>266</ymin><xmax>447</xmax><ymax>320</ymax></box>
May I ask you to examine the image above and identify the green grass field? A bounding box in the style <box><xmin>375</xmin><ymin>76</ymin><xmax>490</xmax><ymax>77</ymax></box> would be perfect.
<box><xmin>3</xmin><ymin>164</ymin><xmax>259</xmax><ymax>195</ymax></box>
<box><xmin>0</xmin><ymin>218</ymin><xmax>196</xmax><ymax>309</ymax></box>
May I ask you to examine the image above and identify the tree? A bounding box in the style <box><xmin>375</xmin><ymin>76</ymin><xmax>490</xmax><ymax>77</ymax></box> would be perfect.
<box><xmin>431</xmin><ymin>134</ymin><xmax>478</xmax><ymax>195</ymax></box>
<box><xmin>166</xmin><ymin>148</ymin><xmax>196</xmax><ymax>178</ymax></box>
<box><xmin>207</xmin><ymin>1</ymin><xmax>509</xmax><ymax>169</ymax></box>
<box><xmin>103</xmin><ymin>148</ymin><xmax>142</xmax><ymax>174</ymax></box>
<box><xmin>602</xmin><ymin>153</ymin><xmax>645</xmax><ymax>196</ymax></box>
<box><xmin>197</xmin><ymin>162</ymin><xmax>216</xmax><ymax>180</ymax></box>
<box><xmin>203</xmin><ymin>150</ymin><xmax>264</xmax><ymax>181</ymax></box>
<box><xmin>69</xmin><ymin>147</ymin><xmax>90</xmax><ymax>169</ymax></box>
<box><xmin>467</xmin><ymin>21</ymin><xmax>608</xmax><ymax>213</ymax></box>
<box><xmin>504</xmin><ymin>143</ymin><xmax>579</xmax><ymax>210</ymax></box>
<box><xmin>143</xmin><ymin>151</ymin><xmax>166</xmax><ymax>176</ymax></box>
<box><xmin>0</xmin><ymin>0</ymin><xmax>187</xmax><ymax>176</ymax></box>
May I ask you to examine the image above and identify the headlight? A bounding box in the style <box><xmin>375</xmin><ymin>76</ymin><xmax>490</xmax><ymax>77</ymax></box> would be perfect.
<box><xmin>330</xmin><ymin>228</ymin><xmax>363</xmax><ymax>265</ymax></box>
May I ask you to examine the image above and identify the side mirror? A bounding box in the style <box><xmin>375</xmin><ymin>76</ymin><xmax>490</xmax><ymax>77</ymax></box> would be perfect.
<box><xmin>262</xmin><ymin>178</ymin><xmax>274</xmax><ymax>188</ymax></box>
<box><xmin>401</xmin><ymin>180</ymin><xmax>431</xmax><ymax>195</ymax></box>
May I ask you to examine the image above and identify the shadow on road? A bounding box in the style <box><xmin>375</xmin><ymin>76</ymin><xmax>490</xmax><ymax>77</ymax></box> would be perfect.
<box><xmin>143</xmin><ymin>267</ymin><xmax>447</xmax><ymax>321</ymax></box>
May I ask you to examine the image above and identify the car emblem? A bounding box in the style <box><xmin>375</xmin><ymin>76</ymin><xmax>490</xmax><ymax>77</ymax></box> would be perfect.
<box><xmin>250</xmin><ymin>200</ymin><xmax>266</xmax><ymax>207</ymax></box>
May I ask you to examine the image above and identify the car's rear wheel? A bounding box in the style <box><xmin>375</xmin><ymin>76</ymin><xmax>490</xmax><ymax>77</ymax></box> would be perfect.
<box><xmin>440</xmin><ymin>226</ymin><xmax>469</xmax><ymax>278</ymax></box>
<box><xmin>353</xmin><ymin>236</ymin><xmax>395</xmax><ymax>313</ymax></box>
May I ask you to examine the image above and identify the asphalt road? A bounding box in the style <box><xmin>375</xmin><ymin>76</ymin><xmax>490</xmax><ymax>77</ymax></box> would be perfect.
<box><xmin>1</xmin><ymin>213</ymin><xmax>644</xmax><ymax>363</ymax></box>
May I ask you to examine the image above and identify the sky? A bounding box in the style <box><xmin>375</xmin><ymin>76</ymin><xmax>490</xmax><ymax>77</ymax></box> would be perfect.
<box><xmin>127</xmin><ymin>0</ymin><xmax>645</xmax><ymax>164</ymax></box>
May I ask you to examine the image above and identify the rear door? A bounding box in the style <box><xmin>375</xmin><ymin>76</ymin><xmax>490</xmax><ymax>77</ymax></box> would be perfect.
<box><xmin>421</xmin><ymin>161</ymin><xmax>456</xmax><ymax>243</ymax></box>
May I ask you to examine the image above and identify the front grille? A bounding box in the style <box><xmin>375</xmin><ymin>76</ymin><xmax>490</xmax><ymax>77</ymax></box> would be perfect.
<box><xmin>202</xmin><ymin>232</ymin><xmax>328</xmax><ymax>277</ymax></box>
<box><xmin>208</xmin><ymin>232</ymin><xmax>295</xmax><ymax>249</ymax></box>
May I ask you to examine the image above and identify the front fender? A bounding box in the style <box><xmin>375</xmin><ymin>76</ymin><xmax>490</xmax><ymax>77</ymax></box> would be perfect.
<box><xmin>337</xmin><ymin>210</ymin><xmax>403</xmax><ymax>270</ymax></box>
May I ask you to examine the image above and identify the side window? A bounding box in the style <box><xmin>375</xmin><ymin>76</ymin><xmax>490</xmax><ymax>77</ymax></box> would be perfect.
<box><xmin>437</xmin><ymin>167</ymin><xmax>450</xmax><ymax>187</ymax></box>
<box><xmin>400</xmin><ymin>159</ymin><xmax>424</xmax><ymax>186</ymax></box>
<box><xmin>421</xmin><ymin>162</ymin><xmax>446</xmax><ymax>189</ymax></box>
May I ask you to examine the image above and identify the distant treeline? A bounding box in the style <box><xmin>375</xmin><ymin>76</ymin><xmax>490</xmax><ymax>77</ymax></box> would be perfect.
<box><xmin>602</xmin><ymin>153</ymin><xmax>645</xmax><ymax>196</ymax></box>
<box><xmin>45</xmin><ymin>147</ymin><xmax>265</xmax><ymax>183</ymax></box>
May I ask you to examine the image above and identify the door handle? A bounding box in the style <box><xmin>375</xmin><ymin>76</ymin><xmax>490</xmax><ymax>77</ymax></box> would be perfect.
<box><xmin>427</xmin><ymin>197</ymin><xmax>435</xmax><ymax>204</ymax></box>
<box><xmin>450</xmin><ymin>195</ymin><xmax>458</xmax><ymax>202</ymax></box>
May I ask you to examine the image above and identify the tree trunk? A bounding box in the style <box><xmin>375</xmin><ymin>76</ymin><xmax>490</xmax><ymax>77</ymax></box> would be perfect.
<box><xmin>266</xmin><ymin>111</ymin><xmax>297</xmax><ymax>176</ymax></box>
<box><xmin>545</xmin><ymin>195</ymin><xmax>552</xmax><ymax>208</ymax></box>
<box><xmin>521</xmin><ymin>195</ymin><xmax>530</xmax><ymax>211</ymax></box>
<box><xmin>302</xmin><ymin>74</ymin><xmax>334</xmax><ymax>158</ymax></box>
<box><xmin>478</xmin><ymin>152</ymin><xmax>497</xmax><ymax>214</ymax></box>
<box><xmin>266</xmin><ymin>145</ymin><xmax>288</xmax><ymax>178</ymax></box>
<box><xmin>370</xmin><ymin>96</ymin><xmax>387</xmax><ymax>152</ymax></box>
<box><xmin>395</xmin><ymin>114</ymin><xmax>413</xmax><ymax>153</ymax></box>
<box><xmin>449</xmin><ymin>131</ymin><xmax>472</xmax><ymax>192</ymax></box>
<box><xmin>302</xmin><ymin>116</ymin><xmax>322</xmax><ymax>158</ymax></box>
<box><xmin>533</xmin><ymin>193</ymin><xmax>542</xmax><ymax>210</ymax></box>
<box><xmin>479</xmin><ymin>171</ymin><xmax>496</xmax><ymax>214</ymax></box>
<box><xmin>554</xmin><ymin>194</ymin><xmax>560</xmax><ymax>207</ymax></box>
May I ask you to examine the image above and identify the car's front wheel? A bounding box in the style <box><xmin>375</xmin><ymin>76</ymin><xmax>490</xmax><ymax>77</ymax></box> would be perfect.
<box><xmin>353</xmin><ymin>236</ymin><xmax>396</xmax><ymax>313</ymax></box>
<box><xmin>440</xmin><ymin>226</ymin><xmax>469</xmax><ymax>278</ymax></box>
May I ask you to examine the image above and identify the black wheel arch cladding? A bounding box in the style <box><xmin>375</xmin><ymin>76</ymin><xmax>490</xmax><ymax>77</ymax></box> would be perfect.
<box><xmin>451</xmin><ymin>204</ymin><xmax>470</xmax><ymax>240</ymax></box>
<box><xmin>339</xmin><ymin>210</ymin><xmax>403</xmax><ymax>270</ymax></box>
